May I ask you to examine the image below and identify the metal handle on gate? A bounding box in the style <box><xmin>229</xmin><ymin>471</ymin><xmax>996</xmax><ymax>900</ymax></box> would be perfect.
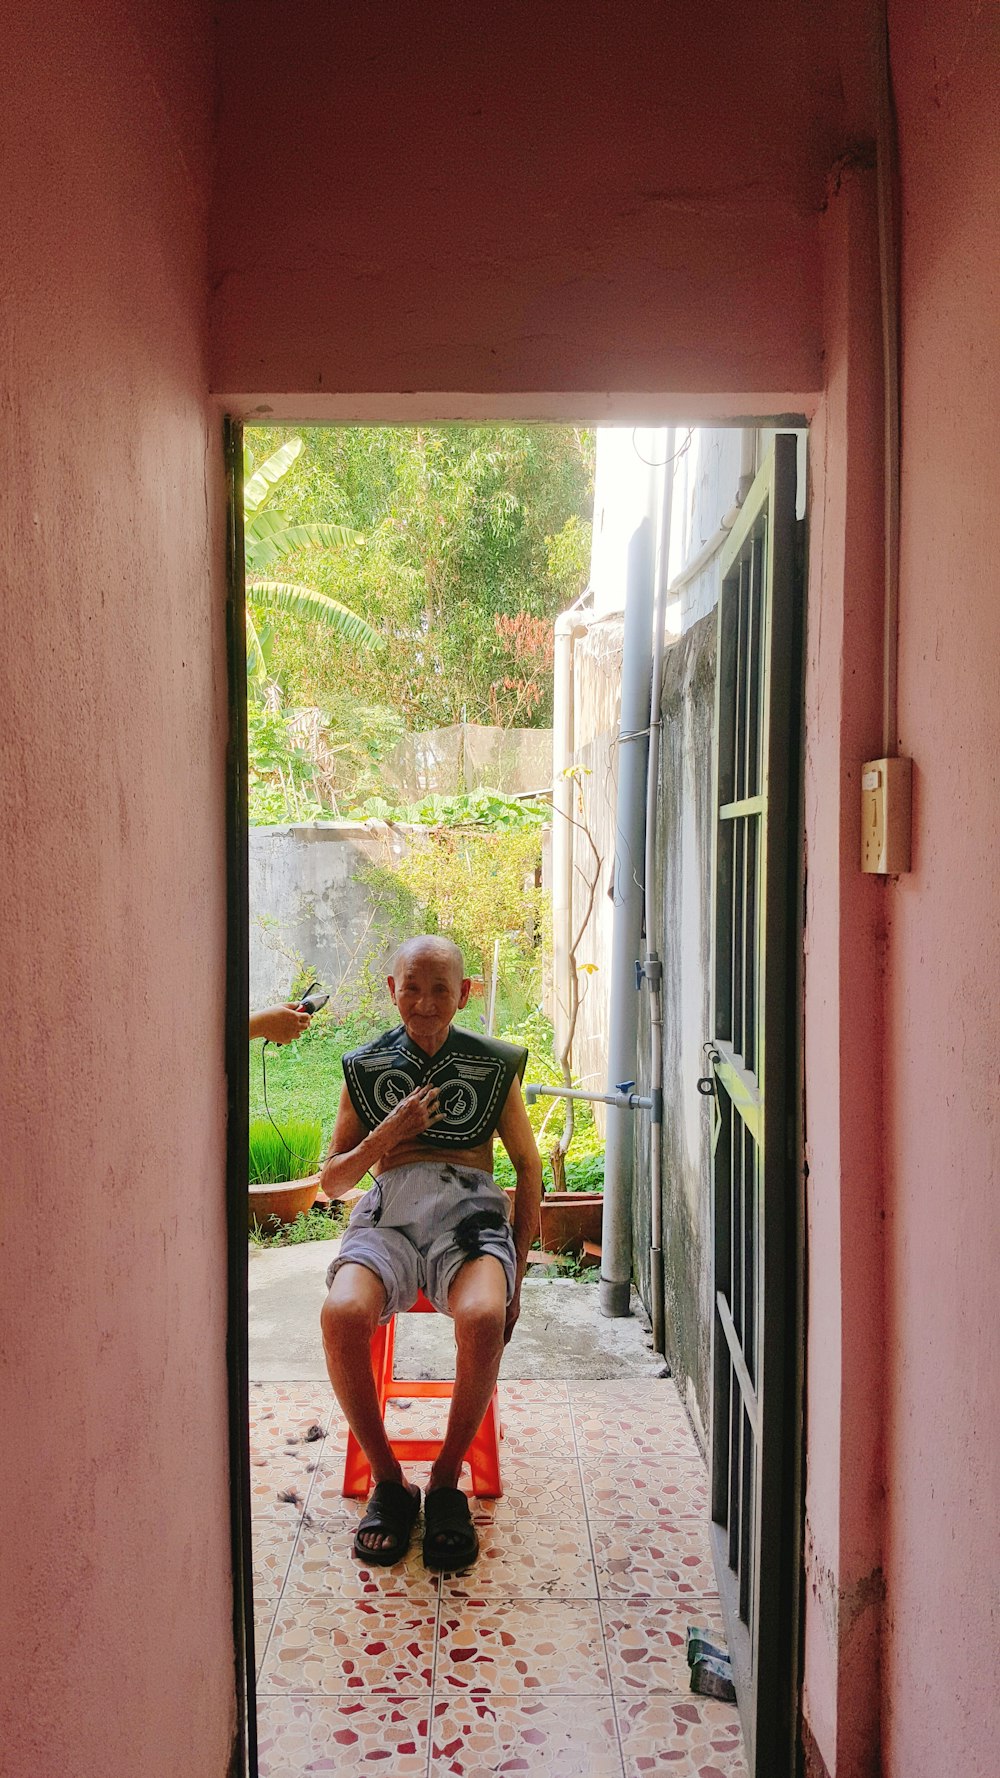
<box><xmin>697</xmin><ymin>1042</ymin><xmax>720</xmax><ymax>1096</ymax></box>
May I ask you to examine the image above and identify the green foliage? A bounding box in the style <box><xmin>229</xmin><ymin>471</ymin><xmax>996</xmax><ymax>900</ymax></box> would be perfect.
<box><xmin>403</xmin><ymin>791</ymin><xmax>548</xmax><ymax>830</ymax></box>
<box><xmin>348</xmin><ymin>789</ymin><xmax>548</xmax><ymax>829</ymax></box>
<box><xmin>249</xmin><ymin>1205</ymin><xmax>347</xmax><ymax>1248</ymax></box>
<box><xmin>487</xmin><ymin>1010</ymin><xmax>604</xmax><ymax>1192</ymax></box>
<box><xmin>247</xmin><ymin>705</ymin><xmax>328</xmax><ymax>824</ymax></box>
<box><xmin>250</xmin><ymin>1016</ymin><xmax>377</xmax><ymax>1150</ymax></box>
<box><xmin>243</xmin><ymin>424</ymin><xmax>594</xmax><ymax>730</ymax></box>
<box><xmin>243</xmin><ymin>436</ymin><xmax>378</xmax><ymax>701</ymax></box>
<box><xmin>530</xmin><ymin>1250</ymin><xmax>601</xmax><ymax>1280</ymax></box>
<box><xmin>249</xmin><ymin>1115</ymin><xmax>323</xmax><ymax>1184</ymax></box>
<box><xmin>562</xmin><ymin>1150</ymin><xmax>606</xmax><ymax>1193</ymax></box>
<box><xmin>359</xmin><ymin>826</ymin><xmax>544</xmax><ymax>1015</ymax></box>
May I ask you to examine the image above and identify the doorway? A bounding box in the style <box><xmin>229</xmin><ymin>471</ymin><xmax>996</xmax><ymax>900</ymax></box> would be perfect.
<box><xmin>225</xmin><ymin>417</ymin><xmax>806</xmax><ymax>1778</ymax></box>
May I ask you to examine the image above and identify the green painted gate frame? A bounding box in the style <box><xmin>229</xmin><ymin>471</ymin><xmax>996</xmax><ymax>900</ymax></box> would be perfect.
<box><xmin>707</xmin><ymin>433</ymin><xmax>806</xmax><ymax>1778</ymax></box>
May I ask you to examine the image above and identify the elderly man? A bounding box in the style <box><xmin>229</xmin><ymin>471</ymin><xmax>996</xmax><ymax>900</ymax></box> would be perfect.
<box><xmin>319</xmin><ymin>935</ymin><xmax>542</xmax><ymax>1570</ymax></box>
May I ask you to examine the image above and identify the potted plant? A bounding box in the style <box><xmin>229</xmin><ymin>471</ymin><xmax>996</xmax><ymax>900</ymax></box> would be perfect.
<box><xmin>539</xmin><ymin>1149</ymin><xmax>604</xmax><ymax>1256</ymax></box>
<box><xmin>501</xmin><ymin>1151</ymin><xmax>604</xmax><ymax>1257</ymax></box>
<box><xmin>249</xmin><ymin>1116</ymin><xmax>323</xmax><ymax>1230</ymax></box>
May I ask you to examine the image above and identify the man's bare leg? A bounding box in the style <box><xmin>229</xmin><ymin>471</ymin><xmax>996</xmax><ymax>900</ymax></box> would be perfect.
<box><xmin>428</xmin><ymin>1255</ymin><xmax>507</xmax><ymax>1494</ymax></box>
<box><xmin>320</xmin><ymin>1262</ymin><xmax>417</xmax><ymax>1554</ymax></box>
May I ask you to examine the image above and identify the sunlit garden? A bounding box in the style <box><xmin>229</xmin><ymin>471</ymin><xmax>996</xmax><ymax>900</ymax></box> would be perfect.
<box><xmin>246</xmin><ymin>424</ymin><xmax>603</xmax><ymax>1261</ymax></box>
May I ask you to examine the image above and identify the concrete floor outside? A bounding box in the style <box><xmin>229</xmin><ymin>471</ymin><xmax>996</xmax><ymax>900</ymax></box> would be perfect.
<box><xmin>248</xmin><ymin>1240</ymin><xmax>747</xmax><ymax>1776</ymax></box>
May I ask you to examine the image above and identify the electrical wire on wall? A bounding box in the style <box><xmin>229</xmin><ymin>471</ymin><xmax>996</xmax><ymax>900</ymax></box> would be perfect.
<box><xmin>631</xmin><ymin>427</ymin><xmax>694</xmax><ymax>470</ymax></box>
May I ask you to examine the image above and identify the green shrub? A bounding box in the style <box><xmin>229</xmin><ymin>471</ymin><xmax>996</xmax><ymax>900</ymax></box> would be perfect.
<box><xmin>493</xmin><ymin>1145</ymin><xmax>604</xmax><ymax>1195</ymax></box>
<box><xmin>563</xmin><ymin>1150</ymin><xmax>605</xmax><ymax>1193</ymax></box>
<box><xmin>250</xmin><ymin>1204</ymin><xmax>346</xmax><ymax>1247</ymax></box>
<box><xmin>249</xmin><ymin>1115</ymin><xmax>323</xmax><ymax>1184</ymax></box>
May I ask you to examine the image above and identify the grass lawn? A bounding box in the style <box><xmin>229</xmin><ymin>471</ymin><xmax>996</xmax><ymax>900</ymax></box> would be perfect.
<box><xmin>250</xmin><ymin>1022</ymin><xmax>348</xmax><ymax>1149</ymax></box>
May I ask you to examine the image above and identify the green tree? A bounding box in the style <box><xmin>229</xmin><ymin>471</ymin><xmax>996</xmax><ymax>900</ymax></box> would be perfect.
<box><xmin>244</xmin><ymin>425</ymin><xmax>594</xmax><ymax>728</ymax></box>
<box><xmin>243</xmin><ymin>437</ymin><xmax>379</xmax><ymax>699</ymax></box>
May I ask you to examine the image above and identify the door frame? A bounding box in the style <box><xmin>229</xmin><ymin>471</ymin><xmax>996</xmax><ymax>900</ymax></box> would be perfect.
<box><xmin>221</xmin><ymin>413</ymin><xmax>808</xmax><ymax>1778</ymax></box>
<box><xmin>224</xmin><ymin>415</ymin><xmax>257</xmax><ymax>1778</ymax></box>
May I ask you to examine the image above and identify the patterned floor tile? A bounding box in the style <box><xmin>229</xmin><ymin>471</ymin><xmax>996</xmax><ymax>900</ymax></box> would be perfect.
<box><xmin>499</xmin><ymin>1380</ymin><xmax>570</xmax><ymax>1406</ymax></box>
<box><xmin>580</xmin><ymin>1457</ymin><xmax>710</xmax><ymax>1521</ymax></box>
<box><xmin>616</xmin><ymin>1695</ymin><xmax>747</xmax><ymax>1777</ymax></box>
<box><xmin>259</xmin><ymin>1596</ymin><xmax>437</xmax><ymax>1695</ymax></box>
<box><xmin>572</xmin><ymin>1412</ymin><xmax>699</xmax><ymax>1463</ymax></box>
<box><xmin>284</xmin><ymin>1519</ymin><xmax>441</xmax><ymax>1606</ymax></box>
<box><xmin>600</xmin><ymin>1598</ymin><xmax>726</xmax><ymax>1696</ymax></box>
<box><xmin>593</xmin><ymin>1520</ymin><xmax>716</xmax><ymax>1598</ymax></box>
<box><xmin>253</xmin><ymin>1524</ymin><xmax>299</xmax><ymax>1615</ymax></box>
<box><xmin>251</xmin><ymin>1451</ymin><xmax>325</xmax><ymax>1525</ymax></box>
<box><xmin>468</xmin><ymin>1462</ymin><xmax>586</xmax><ymax>1525</ymax></box>
<box><xmin>442</xmin><ymin>1514</ymin><xmax>598</xmax><ymax>1599</ymax></box>
<box><xmin>495</xmin><ymin>1387</ymin><xmax>576</xmax><ymax>1458</ymax></box>
<box><xmin>250</xmin><ymin>1383</ymin><xmax>335</xmax><ymax>1452</ymax></box>
<box><xmin>256</xmin><ymin>1693</ymin><xmax>431</xmax><ymax>1776</ymax></box>
<box><xmin>429</xmin><ymin>1696</ymin><xmax>622</xmax><ymax>1777</ymax></box>
<box><xmin>567</xmin><ymin>1381</ymin><xmax>680</xmax><ymax>1402</ymax></box>
<box><xmin>436</xmin><ymin>1599</ymin><xmax>610</xmax><ymax>1697</ymax></box>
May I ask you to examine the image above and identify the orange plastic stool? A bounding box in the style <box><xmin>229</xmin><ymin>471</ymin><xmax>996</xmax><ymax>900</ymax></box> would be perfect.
<box><xmin>341</xmin><ymin>1289</ymin><xmax>503</xmax><ymax>1498</ymax></box>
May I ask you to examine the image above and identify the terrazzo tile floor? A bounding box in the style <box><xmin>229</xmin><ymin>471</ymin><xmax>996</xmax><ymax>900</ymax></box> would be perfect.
<box><xmin>250</xmin><ymin>1377</ymin><xmax>747</xmax><ymax>1777</ymax></box>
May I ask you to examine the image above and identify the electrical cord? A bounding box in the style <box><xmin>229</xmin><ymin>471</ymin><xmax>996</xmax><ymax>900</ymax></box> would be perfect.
<box><xmin>260</xmin><ymin>1039</ymin><xmax>307</xmax><ymax>1174</ymax></box>
<box><xmin>631</xmin><ymin>426</ymin><xmax>694</xmax><ymax>469</ymax></box>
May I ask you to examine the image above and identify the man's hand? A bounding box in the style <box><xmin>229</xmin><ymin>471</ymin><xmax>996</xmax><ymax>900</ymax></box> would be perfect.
<box><xmin>249</xmin><ymin>1002</ymin><xmax>311</xmax><ymax>1045</ymax></box>
<box><xmin>380</xmin><ymin>1083</ymin><xmax>441</xmax><ymax>1143</ymax></box>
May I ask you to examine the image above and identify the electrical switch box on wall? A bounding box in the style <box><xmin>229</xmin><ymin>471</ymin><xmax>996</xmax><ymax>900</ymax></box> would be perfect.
<box><xmin>861</xmin><ymin>756</ymin><xmax>912</xmax><ymax>873</ymax></box>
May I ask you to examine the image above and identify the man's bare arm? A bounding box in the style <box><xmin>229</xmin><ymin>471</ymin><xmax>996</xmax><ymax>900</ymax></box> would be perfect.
<box><xmin>496</xmin><ymin>1079</ymin><xmax>543</xmax><ymax>1342</ymax></box>
<box><xmin>320</xmin><ymin>1082</ymin><xmax>441</xmax><ymax>1197</ymax></box>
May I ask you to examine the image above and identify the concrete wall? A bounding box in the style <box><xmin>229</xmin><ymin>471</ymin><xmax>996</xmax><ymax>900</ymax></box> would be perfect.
<box><xmin>250</xmin><ymin>823</ymin><xmax>415</xmax><ymax>1009</ymax></box>
<box><xmin>564</xmin><ymin>618</ymin><xmax>624</xmax><ymax>1113</ymax></box>
<box><xmin>0</xmin><ymin>4</ymin><xmax>234</xmax><ymax>1777</ymax></box>
<box><xmin>634</xmin><ymin>616</ymin><xmax>717</xmax><ymax>1445</ymax></box>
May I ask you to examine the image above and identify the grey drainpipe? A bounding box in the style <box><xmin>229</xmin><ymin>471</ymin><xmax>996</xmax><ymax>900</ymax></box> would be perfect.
<box><xmin>642</xmin><ymin>431</ymin><xmax>676</xmax><ymax>1355</ymax></box>
<box><xmin>599</xmin><ymin>517</ymin><xmax>654</xmax><ymax>1318</ymax></box>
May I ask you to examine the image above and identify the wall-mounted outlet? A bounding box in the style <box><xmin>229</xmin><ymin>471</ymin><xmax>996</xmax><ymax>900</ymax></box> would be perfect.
<box><xmin>861</xmin><ymin>756</ymin><xmax>912</xmax><ymax>874</ymax></box>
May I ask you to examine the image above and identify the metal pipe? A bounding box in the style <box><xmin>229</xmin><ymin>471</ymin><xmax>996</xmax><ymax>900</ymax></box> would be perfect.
<box><xmin>643</xmin><ymin>429</ymin><xmax>677</xmax><ymax>1356</ymax></box>
<box><xmin>486</xmin><ymin>937</ymin><xmax>500</xmax><ymax>1036</ymax></box>
<box><xmin>551</xmin><ymin>593</ymin><xmax>592</xmax><ymax>1063</ymax></box>
<box><xmin>600</xmin><ymin>516</ymin><xmax>654</xmax><ymax>1319</ymax></box>
<box><xmin>525</xmin><ymin>1083</ymin><xmax>653</xmax><ymax>1111</ymax></box>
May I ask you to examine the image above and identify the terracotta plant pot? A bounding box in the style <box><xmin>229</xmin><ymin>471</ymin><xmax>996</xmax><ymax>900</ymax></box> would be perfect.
<box><xmin>539</xmin><ymin>1191</ymin><xmax>603</xmax><ymax>1256</ymax></box>
<box><xmin>504</xmin><ymin>1186</ymin><xmax>603</xmax><ymax>1256</ymax></box>
<box><xmin>249</xmin><ymin>1173</ymin><xmax>320</xmax><ymax>1229</ymax></box>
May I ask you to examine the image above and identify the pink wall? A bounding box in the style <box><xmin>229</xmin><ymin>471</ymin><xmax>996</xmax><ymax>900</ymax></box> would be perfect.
<box><xmin>801</xmin><ymin>165</ymin><xmax>888</xmax><ymax>1778</ymax></box>
<box><xmin>882</xmin><ymin>5</ymin><xmax>1000</xmax><ymax>1775</ymax></box>
<box><xmin>0</xmin><ymin>4</ymin><xmax>234</xmax><ymax>1775</ymax></box>
<box><xmin>5</xmin><ymin>4</ymin><xmax>998</xmax><ymax>1775</ymax></box>
<box><xmin>209</xmin><ymin>0</ymin><xmax>849</xmax><ymax>409</ymax></box>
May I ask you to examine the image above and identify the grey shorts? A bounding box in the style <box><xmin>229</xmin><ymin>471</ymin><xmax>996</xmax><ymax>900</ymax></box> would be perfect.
<box><xmin>326</xmin><ymin>1161</ymin><xmax>517</xmax><ymax>1322</ymax></box>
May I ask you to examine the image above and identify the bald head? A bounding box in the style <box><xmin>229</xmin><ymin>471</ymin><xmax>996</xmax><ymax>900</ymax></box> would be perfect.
<box><xmin>390</xmin><ymin>935</ymin><xmax>465</xmax><ymax>984</ymax></box>
<box><xmin>387</xmin><ymin>936</ymin><xmax>470</xmax><ymax>1051</ymax></box>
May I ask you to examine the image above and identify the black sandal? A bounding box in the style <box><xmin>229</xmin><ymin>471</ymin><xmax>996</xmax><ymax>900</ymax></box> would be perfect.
<box><xmin>353</xmin><ymin>1481</ymin><xmax>421</xmax><ymax>1567</ymax></box>
<box><xmin>422</xmin><ymin>1486</ymin><xmax>479</xmax><ymax>1571</ymax></box>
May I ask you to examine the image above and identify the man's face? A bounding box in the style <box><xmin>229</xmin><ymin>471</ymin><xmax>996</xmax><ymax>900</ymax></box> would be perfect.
<box><xmin>388</xmin><ymin>946</ymin><xmax>470</xmax><ymax>1050</ymax></box>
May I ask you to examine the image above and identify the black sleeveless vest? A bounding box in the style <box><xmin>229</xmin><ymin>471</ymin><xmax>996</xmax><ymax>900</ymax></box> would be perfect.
<box><xmin>342</xmin><ymin>1025</ymin><xmax>528</xmax><ymax>1149</ymax></box>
